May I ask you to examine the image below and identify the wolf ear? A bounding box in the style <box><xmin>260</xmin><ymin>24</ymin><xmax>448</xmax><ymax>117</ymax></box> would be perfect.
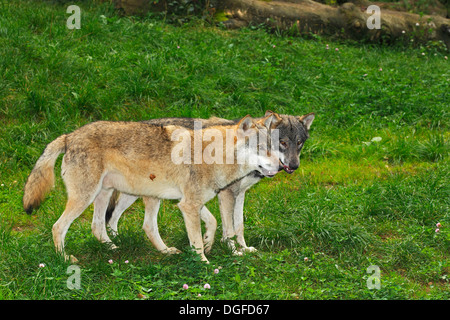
<box><xmin>260</xmin><ymin>111</ymin><xmax>282</xmax><ymax>129</ymax></box>
<box><xmin>264</xmin><ymin>110</ymin><xmax>275</xmax><ymax>117</ymax></box>
<box><xmin>298</xmin><ymin>113</ymin><xmax>315</xmax><ymax>131</ymax></box>
<box><xmin>237</xmin><ymin>115</ymin><xmax>253</xmax><ymax>133</ymax></box>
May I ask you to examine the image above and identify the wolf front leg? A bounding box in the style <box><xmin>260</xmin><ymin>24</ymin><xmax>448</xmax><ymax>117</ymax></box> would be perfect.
<box><xmin>218</xmin><ymin>188</ymin><xmax>256</xmax><ymax>255</ymax></box>
<box><xmin>218</xmin><ymin>189</ymin><xmax>240</xmax><ymax>255</ymax></box>
<box><xmin>178</xmin><ymin>199</ymin><xmax>208</xmax><ymax>263</ymax></box>
<box><xmin>200</xmin><ymin>206</ymin><xmax>217</xmax><ymax>254</ymax></box>
<box><xmin>233</xmin><ymin>191</ymin><xmax>257</xmax><ymax>253</ymax></box>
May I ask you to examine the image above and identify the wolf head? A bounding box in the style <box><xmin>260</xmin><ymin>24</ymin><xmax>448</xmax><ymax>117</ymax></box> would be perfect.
<box><xmin>264</xmin><ymin>110</ymin><xmax>315</xmax><ymax>174</ymax></box>
<box><xmin>235</xmin><ymin>113</ymin><xmax>282</xmax><ymax>178</ymax></box>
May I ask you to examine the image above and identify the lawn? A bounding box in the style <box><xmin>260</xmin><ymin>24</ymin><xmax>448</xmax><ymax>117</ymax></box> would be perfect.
<box><xmin>0</xmin><ymin>0</ymin><xmax>449</xmax><ymax>300</ymax></box>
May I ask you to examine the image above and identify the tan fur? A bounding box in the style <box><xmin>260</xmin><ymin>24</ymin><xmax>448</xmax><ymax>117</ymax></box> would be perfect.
<box><xmin>23</xmin><ymin>115</ymin><xmax>279</xmax><ymax>263</ymax></box>
<box><xmin>102</xmin><ymin>111</ymin><xmax>315</xmax><ymax>256</ymax></box>
<box><xmin>23</xmin><ymin>135</ymin><xmax>67</xmax><ymax>214</ymax></box>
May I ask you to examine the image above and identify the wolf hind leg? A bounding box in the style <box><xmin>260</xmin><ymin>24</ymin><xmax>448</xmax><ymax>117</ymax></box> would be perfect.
<box><xmin>52</xmin><ymin>197</ymin><xmax>92</xmax><ymax>263</ymax></box>
<box><xmin>107</xmin><ymin>193</ymin><xmax>139</xmax><ymax>236</ymax></box>
<box><xmin>142</xmin><ymin>197</ymin><xmax>180</xmax><ymax>254</ymax></box>
<box><xmin>142</xmin><ymin>198</ymin><xmax>216</xmax><ymax>255</ymax></box>
<box><xmin>92</xmin><ymin>188</ymin><xmax>117</xmax><ymax>249</ymax></box>
<box><xmin>54</xmin><ymin>159</ymin><xmax>103</xmax><ymax>262</ymax></box>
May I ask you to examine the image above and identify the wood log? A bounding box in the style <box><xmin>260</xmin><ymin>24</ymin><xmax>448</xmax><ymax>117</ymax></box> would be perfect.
<box><xmin>112</xmin><ymin>0</ymin><xmax>450</xmax><ymax>48</ymax></box>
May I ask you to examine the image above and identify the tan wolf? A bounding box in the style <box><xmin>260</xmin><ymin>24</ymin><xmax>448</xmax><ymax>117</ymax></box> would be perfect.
<box><xmin>95</xmin><ymin>111</ymin><xmax>315</xmax><ymax>256</ymax></box>
<box><xmin>23</xmin><ymin>113</ymin><xmax>281</xmax><ymax>263</ymax></box>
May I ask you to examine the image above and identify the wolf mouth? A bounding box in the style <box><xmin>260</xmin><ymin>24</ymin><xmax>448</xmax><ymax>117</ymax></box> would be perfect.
<box><xmin>258</xmin><ymin>165</ymin><xmax>279</xmax><ymax>178</ymax></box>
<box><xmin>279</xmin><ymin>160</ymin><xmax>295</xmax><ymax>174</ymax></box>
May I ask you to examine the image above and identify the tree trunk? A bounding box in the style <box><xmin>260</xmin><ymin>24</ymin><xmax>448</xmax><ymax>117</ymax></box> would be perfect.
<box><xmin>222</xmin><ymin>0</ymin><xmax>450</xmax><ymax>48</ymax></box>
<box><xmin>113</xmin><ymin>0</ymin><xmax>450</xmax><ymax>48</ymax></box>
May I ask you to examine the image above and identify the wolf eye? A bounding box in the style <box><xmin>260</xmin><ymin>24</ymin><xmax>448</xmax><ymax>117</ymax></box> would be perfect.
<box><xmin>297</xmin><ymin>141</ymin><xmax>302</xmax><ymax>146</ymax></box>
<box><xmin>280</xmin><ymin>141</ymin><xmax>287</xmax><ymax>148</ymax></box>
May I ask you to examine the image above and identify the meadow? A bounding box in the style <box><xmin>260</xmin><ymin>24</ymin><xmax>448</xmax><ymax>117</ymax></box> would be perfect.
<box><xmin>0</xmin><ymin>0</ymin><xmax>449</xmax><ymax>300</ymax></box>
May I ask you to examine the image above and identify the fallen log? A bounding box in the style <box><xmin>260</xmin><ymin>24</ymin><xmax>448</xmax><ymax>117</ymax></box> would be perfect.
<box><xmin>113</xmin><ymin>0</ymin><xmax>450</xmax><ymax>48</ymax></box>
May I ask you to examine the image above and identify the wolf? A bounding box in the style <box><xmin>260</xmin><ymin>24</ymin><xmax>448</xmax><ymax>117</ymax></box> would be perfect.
<box><xmin>97</xmin><ymin>111</ymin><xmax>315</xmax><ymax>256</ymax></box>
<box><xmin>23</xmin><ymin>113</ymin><xmax>281</xmax><ymax>263</ymax></box>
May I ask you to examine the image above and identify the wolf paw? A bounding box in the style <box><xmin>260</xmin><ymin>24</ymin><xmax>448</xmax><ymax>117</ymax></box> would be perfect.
<box><xmin>203</xmin><ymin>236</ymin><xmax>214</xmax><ymax>254</ymax></box>
<box><xmin>232</xmin><ymin>250</ymin><xmax>244</xmax><ymax>256</ymax></box>
<box><xmin>204</xmin><ymin>244</ymin><xmax>213</xmax><ymax>255</ymax></box>
<box><xmin>108</xmin><ymin>243</ymin><xmax>119</xmax><ymax>250</ymax></box>
<box><xmin>239</xmin><ymin>246</ymin><xmax>258</xmax><ymax>253</ymax></box>
<box><xmin>66</xmin><ymin>254</ymin><xmax>78</xmax><ymax>263</ymax></box>
<box><xmin>162</xmin><ymin>247</ymin><xmax>181</xmax><ymax>255</ymax></box>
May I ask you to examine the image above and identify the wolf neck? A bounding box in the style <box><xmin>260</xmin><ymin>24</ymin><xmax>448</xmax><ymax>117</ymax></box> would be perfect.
<box><xmin>212</xmin><ymin>161</ymin><xmax>258</xmax><ymax>192</ymax></box>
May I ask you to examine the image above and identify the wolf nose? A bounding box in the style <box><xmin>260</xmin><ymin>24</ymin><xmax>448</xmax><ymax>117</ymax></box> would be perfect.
<box><xmin>289</xmin><ymin>163</ymin><xmax>299</xmax><ymax>171</ymax></box>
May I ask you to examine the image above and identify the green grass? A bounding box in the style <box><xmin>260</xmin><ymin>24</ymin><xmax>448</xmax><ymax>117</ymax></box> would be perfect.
<box><xmin>0</xmin><ymin>0</ymin><xmax>449</xmax><ymax>300</ymax></box>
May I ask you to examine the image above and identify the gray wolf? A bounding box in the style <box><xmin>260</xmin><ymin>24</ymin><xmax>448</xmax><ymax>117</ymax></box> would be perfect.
<box><xmin>98</xmin><ymin>111</ymin><xmax>315</xmax><ymax>256</ymax></box>
<box><xmin>23</xmin><ymin>113</ymin><xmax>281</xmax><ymax>263</ymax></box>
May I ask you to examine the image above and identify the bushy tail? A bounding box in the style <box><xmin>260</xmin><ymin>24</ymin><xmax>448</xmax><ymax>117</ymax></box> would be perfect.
<box><xmin>23</xmin><ymin>134</ymin><xmax>67</xmax><ymax>214</ymax></box>
<box><xmin>105</xmin><ymin>190</ymin><xmax>120</xmax><ymax>223</ymax></box>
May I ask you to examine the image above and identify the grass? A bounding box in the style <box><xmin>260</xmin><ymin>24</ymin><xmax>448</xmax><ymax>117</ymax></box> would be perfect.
<box><xmin>0</xmin><ymin>0</ymin><xmax>449</xmax><ymax>300</ymax></box>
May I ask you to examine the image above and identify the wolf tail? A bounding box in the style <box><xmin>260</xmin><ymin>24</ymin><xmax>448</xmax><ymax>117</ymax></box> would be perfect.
<box><xmin>105</xmin><ymin>190</ymin><xmax>120</xmax><ymax>223</ymax></box>
<box><xmin>23</xmin><ymin>134</ymin><xmax>67</xmax><ymax>214</ymax></box>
